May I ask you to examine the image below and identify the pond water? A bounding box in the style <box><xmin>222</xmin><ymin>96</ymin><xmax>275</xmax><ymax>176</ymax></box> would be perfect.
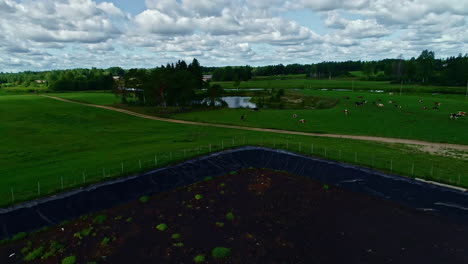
<box><xmin>221</xmin><ymin>96</ymin><xmax>257</xmax><ymax>108</ymax></box>
<box><xmin>201</xmin><ymin>96</ymin><xmax>257</xmax><ymax>108</ymax></box>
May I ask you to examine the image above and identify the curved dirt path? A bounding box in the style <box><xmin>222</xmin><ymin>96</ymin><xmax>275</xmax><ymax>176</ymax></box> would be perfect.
<box><xmin>43</xmin><ymin>95</ymin><xmax>468</xmax><ymax>152</ymax></box>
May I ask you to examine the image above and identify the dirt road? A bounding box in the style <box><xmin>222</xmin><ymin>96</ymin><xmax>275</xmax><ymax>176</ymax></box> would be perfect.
<box><xmin>43</xmin><ymin>95</ymin><xmax>468</xmax><ymax>153</ymax></box>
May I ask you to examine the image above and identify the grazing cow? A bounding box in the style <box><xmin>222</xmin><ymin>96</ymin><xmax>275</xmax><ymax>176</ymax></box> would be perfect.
<box><xmin>394</xmin><ymin>104</ymin><xmax>402</xmax><ymax>109</ymax></box>
<box><xmin>299</xmin><ymin>119</ymin><xmax>306</xmax><ymax>123</ymax></box>
<box><xmin>433</xmin><ymin>106</ymin><xmax>439</xmax><ymax>110</ymax></box>
<box><xmin>458</xmin><ymin>111</ymin><xmax>467</xmax><ymax>116</ymax></box>
<box><xmin>344</xmin><ymin>96</ymin><xmax>350</xmax><ymax>100</ymax></box>
<box><xmin>377</xmin><ymin>103</ymin><xmax>384</xmax><ymax>107</ymax></box>
<box><xmin>435</xmin><ymin>102</ymin><xmax>441</xmax><ymax>106</ymax></box>
<box><xmin>357</xmin><ymin>96</ymin><xmax>364</xmax><ymax>99</ymax></box>
<box><xmin>293</xmin><ymin>114</ymin><xmax>298</xmax><ymax>118</ymax></box>
<box><xmin>344</xmin><ymin>109</ymin><xmax>350</xmax><ymax>115</ymax></box>
<box><xmin>388</xmin><ymin>101</ymin><xmax>396</xmax><ymax>104</ymax></box>
<box><xmin>240</xmin><ymin>115</ymin><xmax>245</xmax><ymax>121</ymax></box>
<box><xmin>377</xmin><ymin>99</ymin><xmax>382</xmax><ymax>102</ymax></box>
<box><xmin>355</xmin><ymin>101</ymin><xmax>364</xmax><ymax>107</ymax></box>
<box><xmin>450</xmin><ymin>113</ymin><xmax>461</xmax><ymax>120</ymax></box>
<box><xmin>419</xmin><ymin>99</ymin><xmax>423</xmax><ymax>103</ymax></box>
<box><xmin>389</xmin><ymin>92</ymin><xmax>394</xmax><ymax>95</ymax></box>
<box><xmin>251</xmin><ymin>107</ymin><xmax>259</xmax><ymax>111</ymax></box>
<box><xmin>423</xmin><ymin>107</ymin><xmax>428</xmax><ymax>110</ymax></box>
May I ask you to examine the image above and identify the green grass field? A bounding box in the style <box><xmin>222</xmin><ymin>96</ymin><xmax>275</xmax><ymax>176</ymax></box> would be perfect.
<box><xmin>172</xmin><ymin>90</ymin><xmax>468</xmax><ymax>144</ymax></box>
<box><xmin>2</xmin><ymin>94</ymin><xmax>468</xmax><ymax>207</ymax></box>
<box><xmin>213</xmin><ymin>78</ymin><xmax>466</xmax><ymax>94</ymax></box>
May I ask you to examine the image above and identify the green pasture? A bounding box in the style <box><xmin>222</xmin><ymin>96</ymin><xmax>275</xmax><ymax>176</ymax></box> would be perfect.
<box><xmin>1</xmin><ymin>94</ymin><xmax>467</xmax><ymax>207</ymax></box>
<box><xmin>214</xmin><ymin>78</ymin><xmax>466</xmax><ymax>94</ymax></box>
<box><xmin>172</xmin><ymin>90</ymin><xmax>468</xmax><ymax>144</ymax></box>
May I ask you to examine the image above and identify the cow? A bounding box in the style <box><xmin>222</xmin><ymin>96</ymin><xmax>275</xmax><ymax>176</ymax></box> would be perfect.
<box><xmin>389</xmin><ymin>101</ymin><xmax>396</xmax><ymax>104</ymax></box>
<box><xmin>419</xmin><ymin>100</ymin><xmax>423</xmax><ymax>103</ymax></box>
<box><xmin>432</xmin><ymin>106</ymin><xmax>439</xmax><ymax>110</ymax></box>
<box><xmin>450</xmin><ymin>113</ymin><xmax>461</xmax><ymax>120</ymax></box>
<box><xmin>251</xmin><ymin>107</ymin><xmax>259</xmax><ymax>111</ymax></box>
<box><xmin>457</xmin><ymin>111</ymin><xmax>466</xmax><ymax>116</ymax></box>
<box><xmin>344</xmin><ymin>109</ymin><xmax>350</xmax><ymax>115</ymax></box>
<box><xmin>377</xmin><ymin>99</ymin><xmax>382</xmax><ymax>102</ymax></box>
<box><xmin>240</xmin><ymin>115</ymin><xmax>245</xmax><ymax>121</ymax></box>
<box><xmin>344</xmin><ymin>96</ymin><xmax>350</xmax><ymax>100</ymax></box>
<box><xmin>394</xmin><ymin>104</ymin><xmax>402</xmax><ymax>109</ymax></box>
<box><xmin>299</xmin><ymin>119</ymin><xmax>306</xmax><ymax>123</ymax></box>
<box><xmin>423</xmin><ymin>107</ymin><xmax>428</xmax><ymax>110</ymax></box>
<box><xmin>355</xmin><ymin>101</ymin><xmax>364</xmax><ymax>107</ymax></box>
<box><xmin>435</xmin><ymin>102</ymin><xmax>441</xmax><ymax>106</ymax></box>
<box><xmin>377</xmin><ymin>103</ymin><xmax>384</xmax><ymax>107</ymax></box>
<box><xmin>357</xmin><ymin>96</ymin><xmax>364</xmax><ymax>99</ymax></box>
<box><xmin>292</xmin><ymin>114</ymin><xmax>298</xmax><ymax>118</ymax></box>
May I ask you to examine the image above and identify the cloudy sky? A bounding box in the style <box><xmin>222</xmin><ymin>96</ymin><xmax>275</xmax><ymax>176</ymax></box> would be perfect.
<box><xmin>1</xmin><ymin>0</ymin><xmax>467</xmax><ymax>72</ymax></box>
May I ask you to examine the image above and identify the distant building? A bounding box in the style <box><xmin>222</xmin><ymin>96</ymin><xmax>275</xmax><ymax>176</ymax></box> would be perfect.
<box><xmin>203</xmin><ymin>75</ymin><xmax>213</xmax><ymax>82</ymax></box>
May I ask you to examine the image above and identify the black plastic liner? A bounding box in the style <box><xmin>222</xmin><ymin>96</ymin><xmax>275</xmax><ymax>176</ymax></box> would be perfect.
<box><xmin>1</xmin><ymin>146</ymin><xmax>468</xmax><ymax>240</ymax></box>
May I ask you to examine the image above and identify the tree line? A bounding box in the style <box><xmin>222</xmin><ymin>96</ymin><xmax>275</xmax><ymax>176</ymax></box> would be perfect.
<box><xmin>114</xmin><ymin>59</ymin><xmax>205</xmax><ymax>107</ymax></box>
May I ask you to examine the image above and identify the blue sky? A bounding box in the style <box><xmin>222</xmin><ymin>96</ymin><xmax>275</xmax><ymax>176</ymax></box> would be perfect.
<box><xmin>0</xmin><ymin>0</ymin><xmax>467</xmax><ymax>72</ymax></box>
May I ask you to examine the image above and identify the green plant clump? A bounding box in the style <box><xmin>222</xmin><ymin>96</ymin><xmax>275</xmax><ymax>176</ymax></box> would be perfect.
<box><xmin>139</xmin><ymin>195</ymin><xmax>150</xmax><ymax>203</ymax></box>
<box><xmin>62</xmin><ymin>255</ymin><xmax>77</xmax><ymax>264</ymax></box>
<box><xmin>24</xmin><ymin>246</ymin><xmax>45</xmax><ymax>261</ymax></box>
<box><xmin>173</xmin><ymin>242</ymin><xmax>184</xmax><ymax>247</ymax></box>
<box><xmin>193</xmin><ymin>254</ymin><xmax>206</xmax><ymax>263</ymax></box>
<box><xmin>203</xmin><ymin>176</ymin><xmax>213</xmax><ymax>181</ymax></box>
<box><xmin>41</xmin><ymin>241</ymin><xmax>65</xmax><ymax>259</ymax></box>
<box><xmin>211</xmin><ymin>247</ymin><xmax>232</xmax><ymax>259</ymax></box>
<box><xmin>93</xmin><ymin>214</ymin><xmax>108</xmax><ymax>224</ymax></box>
<box><xmin>171</xmin><ymin>233</ymin><xmax>182</xmax><ymax>240</ymax></box>
<box><xmin>229</xmin><ymin>171</ymin><xmax>238</xmax><ymax>175</ymax></box>
<box><xmin>156</xmin><ymin>223</ymin><xmax>168</xmax><ymax>231</ymax></box>
<box><xmin>101</xmin><ymin>237</ymin><xmax>111</xmax><ymax>246</ymax></box>
<box><xmin>226</xmin><ymin>212</ymin><xmax>235</xmax><ymax>221</ymax></box>
<box><xmin>215</xmin><ymin>222</ymin><xmax>225</xmax><ymax>227</ymax></box>
<box><xmin>11</xmin><ymin>232</ymin><xmax>28</xmax><ymax>241</ymax></box>
<box><xmin>126</xmin><ymin>217</ymin><xmax>133</xmax><ymax>223</ymax></box>
<box><xmin>195</xmin><ymin>194</ymin><xmax>203</xmax><ymax>200</ymax></box>
<box><xmin>323</xmin><ymin>184</ymin><xmax>330</xmax><ymax>190</ymax></box>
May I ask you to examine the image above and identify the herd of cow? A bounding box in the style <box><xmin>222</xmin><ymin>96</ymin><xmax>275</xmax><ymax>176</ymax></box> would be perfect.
<box><xmin>340</xmin><ymin>96</ymin><xmax>466</xmax><ymax>120</ymax></box>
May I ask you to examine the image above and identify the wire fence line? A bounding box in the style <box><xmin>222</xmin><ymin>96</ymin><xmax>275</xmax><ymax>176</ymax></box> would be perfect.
<box><xmin>1</xmin><ymin>136</ymin><xmax>466</xmax><ymax>208</ymax></box>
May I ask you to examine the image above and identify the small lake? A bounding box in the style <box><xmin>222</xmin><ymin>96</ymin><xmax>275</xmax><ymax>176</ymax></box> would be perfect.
<box><xmin>200</xmin><ymin>96</ymin><xmax>257</xmax><ymax>108</ymax></box>
<box><xmin>221</xmin><ymin>96</ymin><xmax>257</xmax><ymax>108</ymax></box>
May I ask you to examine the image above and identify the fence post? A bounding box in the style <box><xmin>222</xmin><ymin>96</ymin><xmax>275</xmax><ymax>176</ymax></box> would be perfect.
<box><xmin>37</xmin><ymin>182</ymin><xmax>40</xmax><ymax>196</ymax></box>
<box><xmin>390</xmin><ymin>159</ymin><xmax>393</xmax><ymax>172</ymax></box>
<box><xmin>232</xmin><ymin>138</ymin><xmax>235</xmax><ymax>146</ymax></box>
<box><xmin>286</xmin><ymin>140</ymin><xmax>289</xmax><ymax>149</ymax></box>
<box><xmin>11</xmin><ymin>187</ymin><xmax>14</xmax><ymax>203</ymax></box>
<box><xmin>139</xmin><ymin>160</ymin><xmax>142</xmax><ymax>169</ymax></box>
<box><xmin>154</xmin><ymin>156</ymin><xmax>157</xmax><ymax>166</ymax></box>
<box><xmin>411</xmin><ymin>163</ymin><xmax>414</xmax><ymax>176</ymax></box>
<box><xmin>273</xmin><ymin>138</ymin><xmax>276</xmax><ymax>148</ymax></box>
<box><xmin>209</xmin><ymin>144</ymin><xmax>212</xmax><ymax>152</ymax></box>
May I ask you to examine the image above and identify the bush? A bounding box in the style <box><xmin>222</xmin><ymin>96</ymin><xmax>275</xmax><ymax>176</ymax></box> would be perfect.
<box><xmin>23</xmin><ymin>246</ymin><xmax>44</xmax><ymax>261</ymax></box>
<box><xmin>62</xmin><ymin>256</ymin><xmax>76</xmax><ymax>264</ymax></box>
<box><xmin>193</xmin><ymin>254</ymin><xmax>206</xmax><ymax>263</ymax></box>
<box><xmin>156</xmin><ymin>223</ymin><xmax>168</xmax><ymax>231</ymax></box>
<box><xmin>226</xmin><ymin>212</ymin><xmax>235</xmax><ymax>221</ymax></box>
<box><xmin>11</xmin><ymin>232</ymin><xmax>27</xmax><ymax>241</ymax></box>
<box><xmin>93</xmin><ymin>214</ymin><xmax>108</xmax><ymax>224</ymax></box>
<box><xmin>139</xmin><ymin>195</ymin><xmax>150</xmax><ymax>203</ymax></box>
<box><xmin>211</xmin><ymin>247</ymin><xmax>231</xmax><ymax>259</ymax></box>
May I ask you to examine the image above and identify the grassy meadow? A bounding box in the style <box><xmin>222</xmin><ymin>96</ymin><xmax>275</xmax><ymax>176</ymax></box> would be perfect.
<box><xmin>213</xmin><ymin>78</ymin><xmax>466</xmax><ymax>94</ymax></box>
<box><xmin>2</xmin><ymin>94</ymin><xmax>468</xmax><ymax>207</ymax></box>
